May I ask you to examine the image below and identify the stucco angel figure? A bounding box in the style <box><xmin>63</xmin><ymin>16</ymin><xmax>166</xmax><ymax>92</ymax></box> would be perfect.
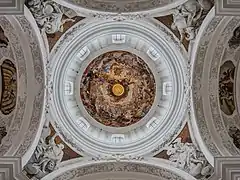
<box><xmin>24</xmin><ymin>132</ymin><xmax>64</xmax><ymax>179</ymax></box>
<box><xmin>167</xmin><ymin>138</ymin><xmax>213</xmax><ymax>178</ymax></box>
<box><xmin>171</xmin><ymin>8</ymin><xmax>196</xmax><ymax>42</ymax></box>
<box><xmin>171</xmin><ymin>0</ymin><xmax>212</xmax><ymax>42</ymax></box>
<box><xmin>26</xmin><ymin>0</ymin><xmax>75</xmax><ymax>34</ymax></box>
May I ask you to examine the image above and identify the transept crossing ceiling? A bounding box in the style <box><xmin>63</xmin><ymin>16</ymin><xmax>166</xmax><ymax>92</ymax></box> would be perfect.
<box><xmin>0</xmin><ymin>0</ymin><xmax>240</xmax><ymax>180</ymax></box>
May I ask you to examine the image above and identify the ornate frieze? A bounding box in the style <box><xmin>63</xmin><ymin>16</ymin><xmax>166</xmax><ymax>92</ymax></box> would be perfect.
<box><xmin>46</xmin><ymin>160</ymin><xmax>195</xmax><ymax>180</ymax></box>
<box><xmin>91</xmin><ymin>13</ymin><xmax>149</xmax><ymax>21</ymax></box>
<box><xmin>91</xmin><ymin>154</ymin><xmax>144</xmax><ymax>162</ymax></box>
<box><xmin>191</xmin><ymin>10</ymin><xmax>224</xmax><ymax>159</ymax></box>
<box><xmin>14</xmin><ymin>15</ymin><xmax>45</xmax><ymax>157</ymax></box>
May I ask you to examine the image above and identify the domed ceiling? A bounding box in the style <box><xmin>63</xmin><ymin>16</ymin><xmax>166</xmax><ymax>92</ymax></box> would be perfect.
<box><xmin>4</xmin><ymin>0</ymin><xmax>240</xmax><ymax>180</ymax></box>
<box><xmin>48</xmin><ymin>17</ymin><xmax>187</xmax><ymax>156</ymax></box>
<box><xmin>80</xmin><ymin>50</ymin><xmax>156</xmax><ymax>127</ymax></box>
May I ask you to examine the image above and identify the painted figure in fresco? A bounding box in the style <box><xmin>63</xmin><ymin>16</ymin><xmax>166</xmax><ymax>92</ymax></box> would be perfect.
<box><xmin>228</xmin><ymin>26</ymin><xmax>240</xmax><ymax>49</ymax></box>
<box><xmin>24</xmin><ymin>131</ymin><xmax>64</xmax><ymax>179</ymax></box>
<box><xmin>0</xmin><ymin>26</ymin><xmax>9</xmax><ymax>48</ymax></box>
<box><xmin>0</xmin><ymin>126</ymin><xmax>7</xmax><ymax>144</ymax></box>
<box><xmin>219</xmin><ymin>61</ymin><xmax>235</xmax><ymax>115</ymax></box>
<box><xmin>0</xmin><ymin>60</ymin><xmax>17</xmax><ymax>115</ymax></box>
<box><xmin>229</xmin><ymin>126</ymin><xmax>240</xmax><ymax>149</ymax></box>
<box><xmin>80</xmin><ymin>51</ymin><xmax>156</xmax><ymax>127</ymax></box>
<box><xmin>26</xmin><ymin>0</ymin><xmax>75</xmax><ymax>34</ymax></box>
<box><xmin>167</xmin><ymin>138</ymin><xmax>213</xmax><ymax>178</ymax></box>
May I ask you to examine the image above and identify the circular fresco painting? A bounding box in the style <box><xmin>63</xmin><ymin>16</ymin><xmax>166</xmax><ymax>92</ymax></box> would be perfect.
<box><xmin>80</xmin><ymin>51</ymin><xmax>156</xmax><ymax>127</ymax></box>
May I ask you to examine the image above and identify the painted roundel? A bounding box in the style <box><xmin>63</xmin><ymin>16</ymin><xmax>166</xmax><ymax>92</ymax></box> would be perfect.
<box><xmin>80</xmin><ymin>51</ymin><xmax>156</xmax><ymax>127</ymax></box>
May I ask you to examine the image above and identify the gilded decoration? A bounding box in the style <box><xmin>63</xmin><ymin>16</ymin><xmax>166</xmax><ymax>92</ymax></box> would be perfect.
<box><xmin>80</xmin><ymin>51</ymin><xmax>156</xmax><ymax>127</ymax></box>
<box><xmin>52</xmin><ymin>162</ymin><xmax>186</xmax><ymax>180</ymax></box>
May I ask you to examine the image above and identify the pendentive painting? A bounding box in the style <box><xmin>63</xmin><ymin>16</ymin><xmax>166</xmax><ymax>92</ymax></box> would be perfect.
<box><xmin>0</xmin><ymin>26</ymin><xmax>9</xmax><ymax>48</ymax></box>
<box><xmin>219</xmin><ymin>60</ymin><xmax>235</xmax><ymax>115</ymax></box>
<box><xmin>228</xmin><ymin>25</ymin><xmax>240</xmax><ymax>49</ymax></box>
<box><xmin>0</xmin><ymin>60</ymin><xmax>17</xmax><ymax>115</ymax></box>
<box><xmin>229</xmin><ymin>126</ymin><xmax>240</xmax><ymax>149</ymax></box>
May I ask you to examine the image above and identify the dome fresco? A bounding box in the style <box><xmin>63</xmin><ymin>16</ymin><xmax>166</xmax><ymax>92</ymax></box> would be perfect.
<box><xmin>80</xmin><ymin>51</ymin><xmax>156</xmax><ymax>127</ymax></box>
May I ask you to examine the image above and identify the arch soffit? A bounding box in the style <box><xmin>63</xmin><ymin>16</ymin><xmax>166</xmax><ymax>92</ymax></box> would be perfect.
<box><xmin>0</xmin><ymin>6</ymin><xmax>47</xmax><ymax>166</ymax></box>
<box><xmin>191</xmin><ymin>7</ymin><xmax>240</xmax><ymax>164</ymax></box>
<box><xmin>42</xmin><ymin>158</ymin><xmax>196</xmax><ymax>180</ymax></box>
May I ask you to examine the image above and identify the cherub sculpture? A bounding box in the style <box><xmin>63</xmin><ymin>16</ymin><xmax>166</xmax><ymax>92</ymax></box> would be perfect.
<box><xmin>171</xmin><ymin>0</ymin><xmax>213</xmax><ymax>42</ymax></box>
<box><xmin>24</xmin><ymin>130</ymin><xmax>64</xmax><ymax>179</ymax></box>
<box><xmin>171</xmin><ymin>8</ymin><xmax>196</xmax><ymax>42</ymax></box>
<box><xmin>166</xmin><ymin>138</ymin><xmax>213</xmax><ymax>178</ymax></box>
<box><xmin>26</xmin><ymin>0</ymin><xmax>75</xmax><ymax>34</ymax></box>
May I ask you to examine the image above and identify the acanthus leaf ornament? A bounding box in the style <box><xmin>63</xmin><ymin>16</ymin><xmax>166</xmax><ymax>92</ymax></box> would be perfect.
<box><xmin>92</xmin><ymin>154</ymin><xmax>144</xmax><ymax>162</ymax></box>
<box><xmin>91</xmin><ymin>13</ymin><xmax>149</xmax><ymax>21</ymax></box>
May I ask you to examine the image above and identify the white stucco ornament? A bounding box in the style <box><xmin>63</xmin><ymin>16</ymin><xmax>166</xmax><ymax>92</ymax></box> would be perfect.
<box><xmin>26</xmin><ymin>0</ymin><xmax>76</xmax><ymax>34</ymax></box>
<box><xmin>48</xmin><ymin>17</ymin><xmax>188</xmax><ymax>157</ymax></box>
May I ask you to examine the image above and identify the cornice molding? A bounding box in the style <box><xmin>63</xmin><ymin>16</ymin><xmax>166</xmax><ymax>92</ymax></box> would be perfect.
<box><xmin>0</xmin><ymin>0</ymin><xmax>24</xmax><ymax>15</ymax></box>
<box><xmin>216</xmin><ymin>0</ymin><xmax>240</xmax><ymax>16</ymax></box>
<box><xmin>0</xmin><ymin>157</ymin><xmax>27</xmax><ymax>180</ymax></box>
<box><xmin>210</xmin><ymin>157</ymin><xmax>240</xmax><ymax>180</ymax></box>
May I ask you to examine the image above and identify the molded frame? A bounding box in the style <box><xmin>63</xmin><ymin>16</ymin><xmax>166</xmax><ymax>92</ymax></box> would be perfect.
<box><xmin>216</xmin><ymin>0</ymin><xmax>240</xmax><ymax>16</ymax></box>
<box><xmin>0</xmin><ymin>0</ymin><xmax>24</xmax><ymax>15</ymax></box>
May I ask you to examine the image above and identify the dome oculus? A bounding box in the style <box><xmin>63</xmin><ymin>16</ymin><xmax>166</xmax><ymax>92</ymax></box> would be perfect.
<box><xmin>80</xmin><ymin>51</ymin><xmax>156</xmax><ymax>127</ymax></box>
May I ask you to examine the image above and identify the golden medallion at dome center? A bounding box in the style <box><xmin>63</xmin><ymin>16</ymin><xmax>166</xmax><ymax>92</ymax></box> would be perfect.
<box><xmin>112</xmin><ymin>83</ymin><xmax>124</xmax><ymax>96</ymax></box>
